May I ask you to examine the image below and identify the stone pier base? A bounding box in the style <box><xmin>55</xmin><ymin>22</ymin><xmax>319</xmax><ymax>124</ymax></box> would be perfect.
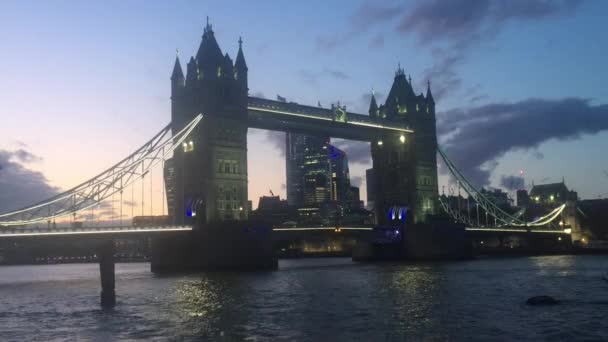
<box><xmin>98</xmin><ymin>239</ymin><xmax>115</xmax><ymax>308</ymax></box>
<box><xmin>151</xmin><ymin>220</ymin><xmax>277</xmax><ymax>273</ymax></box>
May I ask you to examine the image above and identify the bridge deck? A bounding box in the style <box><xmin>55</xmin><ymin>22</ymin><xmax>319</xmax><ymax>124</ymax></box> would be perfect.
<box><xmin>247</xmin><ymin>97</ymin><xmax>412</xmax><ymax>140</ymax></box>
<box><xmin>0</xmin><ymin>225</ymin><xmax>568</xmax><ymax>238</ymax></box>
<box><xmin>0</xmin><ymin>225</ymin><xmax>192</xmax><ymax>237</ymax></box>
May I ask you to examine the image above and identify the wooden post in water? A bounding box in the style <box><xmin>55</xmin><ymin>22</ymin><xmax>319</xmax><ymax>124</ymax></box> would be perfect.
<box><xmin>98</xmin><ymin>239</ymin><xmax>116</xmax><ymax>308</ymax></box>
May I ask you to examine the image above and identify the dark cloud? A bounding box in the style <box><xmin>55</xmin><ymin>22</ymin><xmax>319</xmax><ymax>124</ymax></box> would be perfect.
<box><xmin>532</xmin><ymin>151</ymin><xmax>545</xmax><ymax>160</ymax></box>
<box><xmin>398</xmin><ymin>0</ymin><xmax>582</xmax><ymax>45</ymax></box>
<box><xmin>316</xmin><ymin>1</ymin><xmax>403</xmax><ymax>51</ymax></box>
<box><xmin>299</xmin><ymin>68</ymin><xmax>350</xmax><ymax>86</ymax></box>
<box><xmin>319</xmin><ymin>0</ymin><xmax>584</xmax><ymax>99</ymax></box>
<box><xmin>123</xmin><ymin>200</ymin><xmax>137</xmax><ymax>207</ymax></box>
<box><xmin>323</xmin><ymin>68</ymin><xmax>350</xmax><ymax>80</ymax></box>
<box><xmin>500</xmin><ymin>175</ymin><xmax>524</xmax><ymax>191</ymax></box>
<box><xmin>0</xmin><ymin>149</ymin><xmax>59</xmax><ymax>213</ymax></box>
<box><xmin>440</xmin><ymin>97</ymin><xmax>608</xmax><ymax>187</ymax></box>
<box><xmin>331</xmin><ymin>139</ymin><xmax>371</xmax><ymax>165</ymax></box>
<box><xmin>401</xmin><ymin>0</ymin><xmax>583</xmax><ymax>99</ymax></box>
<box><xmin>264</xmin><ymin>131</ymin><xmax>286</xmax><ymax>156</ymax></box>
<box><xmin>351</xmin><ymin>175</ymin><xmax>364</xmax><ymax>187</ymax></box>
<box><xmin>12</xmin><ymin>149</ymin><xmax>43</xmax><ymax>163</ymax></box>
<box><xmin>251</xmin><ymin>91</ymin><xmax>266</xmax><ymax>99</ymax></box>
<box><xmin>369</xmin><ymin>33</ymin><xmax>384</xmax><ymax>49</ymax></box>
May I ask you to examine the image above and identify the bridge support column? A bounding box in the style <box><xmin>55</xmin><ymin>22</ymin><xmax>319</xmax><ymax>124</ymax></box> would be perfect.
<box><xmin>98</xmin><ymin>239</ymin><xmax>115</xmax><ymax>308</ymax></box>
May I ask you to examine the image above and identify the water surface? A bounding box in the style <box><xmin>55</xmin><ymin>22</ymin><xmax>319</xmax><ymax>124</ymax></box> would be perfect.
<box><xmin>0</xmin><ymin>256</ymin><xmax>607</xmax><ymax>341</ymax></box>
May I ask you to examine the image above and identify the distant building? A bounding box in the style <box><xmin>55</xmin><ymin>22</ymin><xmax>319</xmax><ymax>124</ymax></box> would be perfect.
<box><xmin>366</xmin><ymin>168</ymin><xmax>375</xmax><ymax>210</ymax></box>
<box><xmin>286</xmin><ymin>133</ymin><xmax>329</xmax><ymax>207</ymax></box>
<box><xmin>516</xmin><ymin>189</ymin><xmax>529</xmax><ymax>207</ymax></box>
<box><xmin>286</xmin><ymin>133</ymin><xmax>353</xmax><ymax>210</ymax></box>
<box><xmin>329</xmin><ymin>145</ymin><xmax>351</xmax><ymax>206</ymax></box>
<box><xmin>529</xmin><ymin>181</ymin><xmax>577</xmax><ymax>205</ymax></box>
<box><xmin>349</xmin><ymin>186</ymin><xmax>361</xmax><ymax>209</ymax></box>
<box><xmin>480</xmin><ymin>188</ymin><xmax>512</xmax><ymax>207</ymax></box>
<box><xmin>255</xmin><ymin>195</ymin><xmax>294</xmax><ymax>224</ymax></box>
<box><xmin>163</xmin><ymin>158</ymin><xmax>176</xmax><ymax>220</ymax></box>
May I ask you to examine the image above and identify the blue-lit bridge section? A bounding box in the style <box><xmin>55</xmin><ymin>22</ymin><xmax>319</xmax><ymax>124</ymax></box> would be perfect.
<box><xmin>247</xmin><ymin>97</ymin><xmax>413</xmax><ymax>141</ymax></box>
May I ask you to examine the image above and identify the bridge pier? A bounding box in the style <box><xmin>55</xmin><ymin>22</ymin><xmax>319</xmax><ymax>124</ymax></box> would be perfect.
<box><xmin>98</xmin><ymin>239</ymin><xmax>115</xmax><ymax>308</ymax></box>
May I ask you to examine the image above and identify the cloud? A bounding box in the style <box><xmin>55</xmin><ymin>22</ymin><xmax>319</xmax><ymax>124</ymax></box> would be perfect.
<box><xmin>500</xmin><ymin>175</ymin><xmax>524</xmax><ymax>191</ymax></box>
<box><xmin>439</xmin><ymin>97</ymin><xmax>608</xmax><ymax>187</ymax></box>
<box><xmin>402</xmin><ymin>0</ymin><xmax>583</xmax><ymax>99</ymax></box>
<box><xmin>351</xmin><ymin>175</ymin><xmax>364</xmax><ymax>187</ymax></box>
<box><xmin>264</xmin><ymin>131</ymin><xmax>286</xmax><ymax>156</ymax></box>
<box><xmin>299</xmin><ymin>68</ymin><xmax>350</xmax><ymax>86</ymax></box>
<box><xmin>0</xmin><ymin>149</ymin><xmax>59</xmax><ymax>213</ymax></box>
<box><xmin>316</xmin><ymin>1</ymin><xmax>403</xmax><ymax>51</ymax></box>
<box><xmin>369</xmin><ymin>33</ymin><xmax>384</xmax><ymax>49</ymax></box>
<box><xmin>319</xmin><ymin>0</ymin><xmax>584</xmax><ymax>99</ymax></box>
<box><xmin>398</xmin><ymin>0</ymin><xmax>582</xmax><ymax>45</ymax></box>
<box><xmin>323</xmin><ymin>68</ymin><xmax>350</xmax><ymax>80</ymax></box>
<box><xmin>12</xmin><ymin>149</ymin><xmax>43</xmax><ymax>163</ymax></box>
<box><xmin>251</xmin><ymin>91</ymin><xmax>266</xmax><ymax>99</ymax></box>
<box><xmin>331</xmin><ymin>139</ymin><xmax>371</xmax><ymax>165</ymax></box>
<box><xmin>532</xmin><ymin>151</ymin><xmax>544</xmax><ymax>160</ymax></box>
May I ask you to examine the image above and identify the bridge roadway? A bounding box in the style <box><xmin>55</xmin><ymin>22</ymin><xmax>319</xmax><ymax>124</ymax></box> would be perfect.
<box><xmin>0</xmin><ymin>225</ymin><xmax>570</xmax><ymax>238</ymax></box>
<box><xmin>247</xmin><ymin>96</ymin><xmax>413</xmax><ymax>141</ymax></box>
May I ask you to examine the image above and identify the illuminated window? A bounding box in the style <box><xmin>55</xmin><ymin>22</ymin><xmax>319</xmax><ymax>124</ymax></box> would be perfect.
<box><xmin>217</xmin><ymin>66</ymin><xmax>222</xmax><ymax>77</ymax></box>
<box><xmin>416</xmin><ymin>104</ymin><xmax>420</xmax><ymax>112</ymax></box>
<box><xmin>183</xmin><ymin>141</ymin><xmax>194</xmax><ymax>152</ymax></box>
<box><xmin>399</xmin><ymin>135</ymin><xmax>405</xmax><ymax>143</ymax></box>
<box><xmin>426</xmin><ymin>105</ymin><xmax>430</xmax><ymax>114</ymax></box>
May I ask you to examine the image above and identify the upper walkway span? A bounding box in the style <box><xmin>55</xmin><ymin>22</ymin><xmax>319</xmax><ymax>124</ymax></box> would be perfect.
<box><xmin>247</xmin><ymin>97</ymin><xmax>413</xmax><ymax>141</ymax></box>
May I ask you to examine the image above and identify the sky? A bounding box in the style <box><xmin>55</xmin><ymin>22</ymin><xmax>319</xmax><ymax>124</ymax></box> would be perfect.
<box><xmin>1</xmin><ymin>0</ymin><xmax>607</xmax><ymax>216</ymax></box>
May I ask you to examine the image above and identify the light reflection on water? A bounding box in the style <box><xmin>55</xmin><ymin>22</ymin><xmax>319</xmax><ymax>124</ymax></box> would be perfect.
<box><xmin>0</xmin><ymin>256</ymin><xmax>607</xmax><ymax>341</ymax></box>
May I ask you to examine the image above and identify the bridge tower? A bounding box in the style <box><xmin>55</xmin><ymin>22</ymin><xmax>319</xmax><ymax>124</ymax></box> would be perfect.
<box><xmin>370</xmin><ymin>67</ymin><xmax>438</xmax><ymax>225</ymax></box>
<box><xmin>169</xmin><ymin>20</ymin><xmax>249</xmax><ymax>225</ymax></box>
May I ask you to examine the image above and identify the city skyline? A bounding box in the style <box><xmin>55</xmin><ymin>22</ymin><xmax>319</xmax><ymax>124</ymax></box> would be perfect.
<box><xmin>1</xmin><ymin>0</ymin><xmax>608</xmax><ymax>215</ymax></box>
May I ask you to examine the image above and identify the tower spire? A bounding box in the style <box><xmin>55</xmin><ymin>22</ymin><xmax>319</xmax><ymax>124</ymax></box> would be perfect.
<box><xmin>368</xmin><ymin>88</ymin><xmax>378</xmax><ymax>116</ymax></box>
<box><xmin>426</xmin><ymin>79</ymin><xmax>434</xmax><ymax>104</ymax></box>
<box><xmin>235</xmin><ymin>36</ymin><xmax>247</xmax><ymax>70</ymax></box>
<box><xmin>171</xmin><ymin>51</ymin><xmax>184</xmax><ymax>82</ymax></box>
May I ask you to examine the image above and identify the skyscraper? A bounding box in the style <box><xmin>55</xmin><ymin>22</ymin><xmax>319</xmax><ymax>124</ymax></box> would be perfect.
<box><xmin>286</xmin><ymin>133</ymin><xmax>329</xmax><ymax>207</ymax></box>
<box><xmin>286</xmin><ymin>133</ymin><xmax>353</xmax><ymax>209</ymax></box>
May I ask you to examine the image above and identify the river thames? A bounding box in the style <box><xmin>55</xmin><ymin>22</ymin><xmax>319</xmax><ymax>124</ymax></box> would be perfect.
<box><xmin>0</xmin><ymin>255</ymin><xmax>607</xmax><ymax>341</ymax></box>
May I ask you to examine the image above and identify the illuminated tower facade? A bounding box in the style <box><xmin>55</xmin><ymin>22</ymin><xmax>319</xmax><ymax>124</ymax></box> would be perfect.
<box><xmin>370</xmin><ymin>67</ymin><xmax>438</xmax><ymax>224</ymax></box>
<box><xmin>169</xmin><ymin>20</ymin><xmax>249</xmax><ymax>224</ymax></box>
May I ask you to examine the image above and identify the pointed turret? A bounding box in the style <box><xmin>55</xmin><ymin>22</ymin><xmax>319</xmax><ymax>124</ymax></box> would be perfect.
<box><xmin>234</xmin><ymin>36</ymin><xmax>248</xmax><ymax>90</ymax></box>
<box><xmin>368</xmin><ymin>90</ymin><xmax>378</xmax><ymax>117</ymax></box>
<box><xmin>426</xmin><ymin>80</ymin><xmax>434</xmax><ymax>105</ymax></box>
<box><xmin>235</xmin><ymin>36</ymin><xmax>248</xmax><ymax>71</ymax></box>
<box><xmin>384</xmin><ymin>64</ymin><xmax>415</xmax><ymax>118</ymax></box>
<box><xmin>186</xmin><ymin>56</ymin><xmax>197</xmax><ymax>87</ymax></box>
<box><xmin>196</xmin><ymin>17</ymin><xmax>224</xmax><ymax>78</ymax></box>
<box><xmin>222</xmin><ymin>53</ymin><xmax>234</xmax><ymax>79</ymax></box>
<box><xmin>171</xmin><ymin>52</ymin><xmax>185</xmax><ymax>86</ymax></box>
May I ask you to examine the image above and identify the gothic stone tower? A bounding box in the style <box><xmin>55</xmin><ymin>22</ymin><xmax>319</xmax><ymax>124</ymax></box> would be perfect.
<box><xmin>370</xmin><ymin>67</ymin><xmax>438</xmax><ymax>225</ymax></box>
<box><xmin>170</xmin><ymin>21</ymin><xmax>249</xmax><ymax>225</ymax></box>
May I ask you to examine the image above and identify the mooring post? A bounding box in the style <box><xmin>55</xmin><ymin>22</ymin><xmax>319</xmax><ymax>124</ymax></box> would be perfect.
<box><xmin>98</xmin><ymin>239</ymin><xmax>116</xmax><ymax>308</ymax></box>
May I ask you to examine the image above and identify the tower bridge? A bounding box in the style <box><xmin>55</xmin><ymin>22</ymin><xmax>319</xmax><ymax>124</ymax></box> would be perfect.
<box><xmin>168</xmin><ymin>20</ymin><xmax>438</xmax><ymax>226</ymax></box>
<box><xmin>0</xmin><ymin>20</ymin><xmax>579</xmax><ymax>306</ymax></box>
